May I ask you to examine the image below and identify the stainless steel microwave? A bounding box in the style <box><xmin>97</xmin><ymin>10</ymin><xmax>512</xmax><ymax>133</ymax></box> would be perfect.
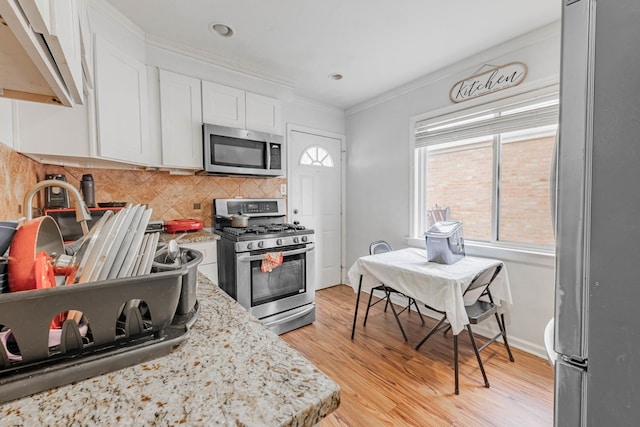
<box><xmin>202</xmin><ymin>124</ymin><xmax>283</xmax><ymax>177</ymax></box>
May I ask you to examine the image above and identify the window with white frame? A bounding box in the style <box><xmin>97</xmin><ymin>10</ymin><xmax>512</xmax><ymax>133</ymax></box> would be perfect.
<box><xmin>413</xmin><ymin>90</ymin><xmax>559</xmax><ymax>248</ymax></box>
<box><xmin>300</xmin><ymin>145</ymin><xmax>335</xmax><ymax>167</ymax></box>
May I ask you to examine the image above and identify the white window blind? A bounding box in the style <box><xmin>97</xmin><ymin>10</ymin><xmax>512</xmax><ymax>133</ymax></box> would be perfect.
<box><xmin>415</xmin><ymin>94</ymin><xmax>559</xmax><ymax>147</ymax></box>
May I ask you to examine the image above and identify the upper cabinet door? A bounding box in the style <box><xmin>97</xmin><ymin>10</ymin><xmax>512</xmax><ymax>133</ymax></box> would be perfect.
<box><xmin>0</xmin><ymin>99</ymin><xmax>15</xmax><ymax>149</ymax></box>
<box><xmin>246</xmin><ymin>92</ymin><xmax>282</xmax><ymax>135</ymax></box>
<box><xmin>94</xmin><ymin>36</ymin><xmax>149</xmax><ymax>165</ymax></box>
<box><xmin>19</xmin><ymin>0</ymin><xmax>84</xmax><ymax>104</ymax></box>
<box><xmin>159</xmin><ymin>69</ymin><xmax>203</xmax><ymax>169</ymax></box>
<box><xmin>17</xmin><ymin>0</ymin><xmax>53</xmax><ymax>34</ymax></box>
<box><xmin>0</xmin><ymin>0</ymin><xmax>73</xmax><ymax>106</ymax></box>
<box><xmin>201</xmin><ymin>80</ymin><xmax>246</xmax><ymax>129</ymax></box>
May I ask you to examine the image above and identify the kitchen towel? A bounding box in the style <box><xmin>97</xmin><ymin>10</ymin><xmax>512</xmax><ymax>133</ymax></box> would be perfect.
<box><xmin>261</xmin><ymin>252</ymin><xmax>283</xmax><ymax>272</ymax></box>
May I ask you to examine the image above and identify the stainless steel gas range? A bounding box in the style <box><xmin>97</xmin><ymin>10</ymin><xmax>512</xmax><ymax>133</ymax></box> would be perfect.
<box><xmin>213</xmin><ymin>198</ymin><xmax>315</xmax><ymax>334</ymax></box>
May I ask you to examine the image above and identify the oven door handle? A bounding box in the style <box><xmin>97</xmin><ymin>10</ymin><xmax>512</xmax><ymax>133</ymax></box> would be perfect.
<box><xmin>262</xmin><ymin>304</ymin><xmax>315</xmax><ymax>328</ymax></box>
<box><xmin>237</xmin><ymin>245</ymin><xmax>314</xmax><ymax>262</ymax></box>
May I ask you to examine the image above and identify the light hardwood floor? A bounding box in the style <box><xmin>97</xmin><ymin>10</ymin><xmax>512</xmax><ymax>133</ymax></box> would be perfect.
<box><xmin>281</xmin><ymin>285</ymin><xmax>554</xmax><ymax>427</ymax></box>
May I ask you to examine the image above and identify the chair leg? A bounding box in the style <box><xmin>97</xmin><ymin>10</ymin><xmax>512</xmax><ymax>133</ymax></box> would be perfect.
<box><xmin>467</xmin><ymin>325</ymin><xmax>490</xmax><ymax>388</ymax></box>
<box><xmin>496</xmin><ymin>312</ymin><xmax>515</xmax><ymax>362</ymax></box>
<box><xmin>415</xmin><ymin>315</ymin><xmax>447</xmax><ymax>350</ymax></box>
<box><xmin>385</xmin><ymin>289</ymin><xmax>408</xmax><ymax>342</ymax></box>
<box><xmin>363</xmin><ymin>290</ymin><xmax>376</xmax><ymax>327</ymax></box>
<box><xmin>411</xmin><ymin>298</ymin><xmax>425</xmax><ymax>324</ymax></box>
<box><xmin>454</xmin><ymin>334</ymin><xmax>459</xmax><ymax>395</ymax></box>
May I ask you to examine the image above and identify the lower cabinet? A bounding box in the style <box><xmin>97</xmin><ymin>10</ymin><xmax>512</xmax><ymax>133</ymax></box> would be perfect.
<box><xmin>182</xmin><ymin>240</ymin><xmax>218</xmax><ymax>285</ymax></box>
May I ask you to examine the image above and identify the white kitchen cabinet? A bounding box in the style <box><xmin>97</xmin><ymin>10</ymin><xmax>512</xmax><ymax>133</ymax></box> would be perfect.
<box><xmin>94</xmin><ymin>35</ymin><xmax>149</xmax><ymax>165</ymax></box>
<box><xmin>14</xmin><ymin>91</ymin><xmax>92</xmax><ymax>158</ymax></box>
<box><xmin>77</xmin><ymin>0</ymin><xmax>93</xmax><ymax>90</ymax></box>
<box><xmin>202</xmin><ymin>81</ymin><xmax>282</xmax><ymax>135</ymax></box>
<box><xmin>0</xmin><ymin>99</ymin><xmax>15</xmax><ymax>148</ymax></box>
<box><xmin>201</xmin><ymin>81</ymin><xmax>245</xmax><ymax>129</ymax></box>
<box><xmin>182</xmin><ymin>240</ymin><xmax>218</xmax><ymax>285</ymax></box>
<box><xmin>159</xmin><ymin>69</ymin><xmax>203</xmax><ymax>169</ymax></box>
<box><xmin>245</xmin><ymin>92</ymin><xmax>282</xmax><ymax>135</ymax></box>
<box><xmin>18</xmin><ymin>0</ymin><xmax>84</xmax><ymax>104</ymax></box>
<box><xmin>0</xmin><ymin>0</ymin><xmax>73</xmax><ymax>106</ymax></box>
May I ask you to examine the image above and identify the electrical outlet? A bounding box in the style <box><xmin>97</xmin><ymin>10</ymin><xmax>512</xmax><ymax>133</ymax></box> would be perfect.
<box><xmin>280</xmin><ymin>184</ymin><xmax>287</xmax><ymax>195</ymax></box>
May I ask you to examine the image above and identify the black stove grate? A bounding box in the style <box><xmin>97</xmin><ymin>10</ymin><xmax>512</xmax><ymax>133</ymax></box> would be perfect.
<box><xmin>221</xmin><ymin>223</ymin><xmax>306</xmax><ymax>237</ymax></box>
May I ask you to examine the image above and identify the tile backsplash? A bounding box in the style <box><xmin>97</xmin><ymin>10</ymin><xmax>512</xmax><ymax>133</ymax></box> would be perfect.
<box><xmin>0</xmin><ymin>143</ymin><xmax>286</xmax><ymax>227</ymax></box>
<box><xmin>0</xmin><ymin>143</ymin><xmax>43</xmax><ymax>220</ymax></box>
<box><xmin>43</xmin><ymin>165</ymin><xmax>286</xmax><ymax>228</ymax></box>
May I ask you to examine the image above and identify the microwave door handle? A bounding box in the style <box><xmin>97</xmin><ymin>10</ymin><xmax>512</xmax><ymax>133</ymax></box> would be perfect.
<box><xmin>265</xmin><ymin>141</ymin><xmax>271</xmax><ymax>170</ymax></box>
<box><xmin>238</xmin><ymin>246</ymin><xmax>313</xmax><ymax>262</ymax></box>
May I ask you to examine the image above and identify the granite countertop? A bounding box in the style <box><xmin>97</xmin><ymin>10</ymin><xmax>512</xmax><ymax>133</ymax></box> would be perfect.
<box><xmin>1</xmin><ymin>275</ymin><xmax>340</xmax><ymax>426</ymax></box>
<box><xmin>159</xmin><ymin>229</ymin><xmax>220</xmax><ymax>244</ymax></box>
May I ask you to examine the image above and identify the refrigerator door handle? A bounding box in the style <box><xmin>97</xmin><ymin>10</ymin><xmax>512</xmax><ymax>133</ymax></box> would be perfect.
<box><xmin>560</xmin><ymin>355</ymin><xmax>588</xmax><ymax>370</ymax></box>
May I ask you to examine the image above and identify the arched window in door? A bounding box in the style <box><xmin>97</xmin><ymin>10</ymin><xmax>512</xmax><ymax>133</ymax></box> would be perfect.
<box><xmin>299</xmin><ymin>145</ymin><xmax>334</xmax><ymax>167</ymax></box>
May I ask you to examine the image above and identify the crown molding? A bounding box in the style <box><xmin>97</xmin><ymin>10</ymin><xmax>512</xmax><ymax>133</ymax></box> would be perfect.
<box><xmin>88</xmin><ymin>0</ymin><xmax>145</xmax><ymax>41</ymax></box>
<box><xmin>346</xmin><ymin>20</ymin><xmax>561</xmax><ymax>115</ymax></box>
<box><xmin>144</xmin><ymin>34</ymin><xmax>296</xmax><ymax>90</ymax></box>
<box><xmin>289</xmin><ymin>95</ymin><xmax>346</xmax><ymax>115</ymax></box>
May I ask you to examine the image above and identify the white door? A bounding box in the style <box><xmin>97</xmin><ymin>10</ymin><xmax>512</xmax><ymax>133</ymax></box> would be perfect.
<box><xmin>289</xmin><ymin>129</ymin><xmax>343</xmax><ymax>290</ymax></box>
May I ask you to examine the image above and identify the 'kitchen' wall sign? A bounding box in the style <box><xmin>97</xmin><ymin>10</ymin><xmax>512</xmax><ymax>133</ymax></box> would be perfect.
<box><xmin>449</xmin><ymin>62</ymin><xmax>528</xmax><ymax>103</ymax></box>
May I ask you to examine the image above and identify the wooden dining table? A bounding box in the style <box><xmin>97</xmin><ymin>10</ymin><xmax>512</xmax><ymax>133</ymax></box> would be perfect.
<box><xmin>347</xmin><ymin>247</ymin><xmax>513</xmax><ymax>340</ymax></box>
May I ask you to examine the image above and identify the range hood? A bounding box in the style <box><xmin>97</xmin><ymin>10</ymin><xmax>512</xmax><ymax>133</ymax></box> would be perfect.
<box><xmin>0</xmin><ymin>0</ymin><xmax>84</xmax><ymax>107</ymax></box>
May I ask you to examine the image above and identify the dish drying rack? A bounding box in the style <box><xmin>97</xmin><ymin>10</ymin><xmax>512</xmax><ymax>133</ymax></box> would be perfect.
<box><xmin>0</xmin><ymin>267</ymin><xmax>199</xmax><ymax>404</ymax></box>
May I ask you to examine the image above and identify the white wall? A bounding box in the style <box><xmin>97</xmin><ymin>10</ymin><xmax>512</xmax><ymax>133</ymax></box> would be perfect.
<box><xmin>345</xmin><ymin>21</ymin><xmax>561</xmax><ymax>357</ymax></box>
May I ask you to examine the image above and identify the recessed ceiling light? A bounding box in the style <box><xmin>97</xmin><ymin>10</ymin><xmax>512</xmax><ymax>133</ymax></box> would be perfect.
<box><xmin>329</xmin><ymin>73</ymin><xmax>343</xmax><ymax>81</ymax></box>
<box><xmin>210</xmin><ymin>23</ymin><xmax>233</xmax><ymax>37</ymax></box>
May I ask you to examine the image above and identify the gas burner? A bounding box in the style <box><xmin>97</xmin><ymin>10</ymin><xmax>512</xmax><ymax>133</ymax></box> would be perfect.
<box><xmin>222</xmin><ymin>227</ymin><xmax>247</xmax><ymax>236</ymax></box>
<box><xmin>284</xmin><ymin>223</ymin><xmax>306</xmax><ymax>231</ymax></box>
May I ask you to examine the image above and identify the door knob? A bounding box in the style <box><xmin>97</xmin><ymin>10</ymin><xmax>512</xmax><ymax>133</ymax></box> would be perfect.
<box><xmin>293</xmin><ymin>209</ymin><xmax>299</xmax><ymax>214</ymax></box>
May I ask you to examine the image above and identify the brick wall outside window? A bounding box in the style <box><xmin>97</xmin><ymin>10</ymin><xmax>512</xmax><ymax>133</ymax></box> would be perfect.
<box><xmin>424</xmin><ymin>134</ymin><xmax>556</xmax><ymax>246</ymax></box>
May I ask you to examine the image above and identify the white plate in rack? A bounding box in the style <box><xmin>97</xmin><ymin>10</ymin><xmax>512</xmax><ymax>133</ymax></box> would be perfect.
<box><xmin>96</xmin><ymin>204</ymin><xmax>138</xmax><ymax>282</ymax></box>
<box><xmin>139</xmin><ymin>232</ymin><xmax>160</xmax><ymax>276</ymax></box>
<box><xmin>118</xmin><ymin>208</ymin><xmax>152</xmax><ymax>278</ymax></box>
<box><xmin>84</xmin><ymin>207</ymin><xmax>130</xmax><ymax>283</ymax></box>
<box><xmin>107</xmin><ymin>204</ymin><xmax>145</xmax><ymax>279</ymax></box>
<box><xmin>77</xmin><ymin>211</ymin><xmax>119</xmax><ymax>283</ymax></box>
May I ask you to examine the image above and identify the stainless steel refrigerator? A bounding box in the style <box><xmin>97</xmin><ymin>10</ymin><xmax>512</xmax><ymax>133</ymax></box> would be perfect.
<box><xmin>554</xmin><ymin>0</ymin><xmax>640</xmax><ymax>425</ymax></box>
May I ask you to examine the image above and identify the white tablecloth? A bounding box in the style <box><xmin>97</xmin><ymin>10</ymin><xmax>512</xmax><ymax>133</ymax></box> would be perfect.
<box><xmin>347</xmin><ymin>248</ymin><xmax>512</xmax><ymax>335</ymax></box>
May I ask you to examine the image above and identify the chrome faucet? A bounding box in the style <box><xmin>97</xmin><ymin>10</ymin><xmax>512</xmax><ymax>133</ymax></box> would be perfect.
<box><xmin>24</xmin><ymin>179</ymin><xmax>92</xmax><ymax>235</ymax></box>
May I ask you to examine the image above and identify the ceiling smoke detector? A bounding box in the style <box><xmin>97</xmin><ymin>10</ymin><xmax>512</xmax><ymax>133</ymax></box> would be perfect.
<box><xmin>329</xmin><ymin>73</ymin><xmax>343</xmax><ymax>81</ymax></box>
<box><xmin>210</xmin><ymin>23</ymin><xmax>233</xmax><ymax>37</ymax></box>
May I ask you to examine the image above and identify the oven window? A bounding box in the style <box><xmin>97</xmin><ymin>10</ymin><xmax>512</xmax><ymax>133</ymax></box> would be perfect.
<box><xmin>250</xmin><ymin>252</ymin><xmax>306</xmax><ymax>306</ymax></box>
<box><xmin>211</xmin><ymin>135</ymin><xmax>265</xmax><ymax>168</ymax></box>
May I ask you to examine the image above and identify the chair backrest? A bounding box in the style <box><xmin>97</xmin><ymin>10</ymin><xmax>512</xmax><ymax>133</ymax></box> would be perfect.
<box><xmin>462</xmin><ymin>264</ymin><xmax>502</xmax><ymax>306</ymax></box>
<box><xmin>369</xmin><ymin>240</ymin><xmax>392</xmax><ymax>255</ymax></box>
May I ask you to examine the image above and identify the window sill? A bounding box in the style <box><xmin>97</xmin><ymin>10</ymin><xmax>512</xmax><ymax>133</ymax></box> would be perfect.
<box><xmin>405</xmin><ymin>237</ymin><xmax>555</xmax><ymax>268</ymax></box>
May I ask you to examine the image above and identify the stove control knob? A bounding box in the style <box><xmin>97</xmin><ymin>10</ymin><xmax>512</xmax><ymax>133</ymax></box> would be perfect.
<box><xmin>301</xmin><ymin>236</ymin><xmax>308</xmax><ymax>242</ymax></box>
<box><xmin>276</xmin><ymin>238</ymin><xmax>283</xmax><ymax>245</ymax></box>
<box><xmin>258</xmin><ymin>241</ymin><xmax>264</xmax><ymax>248</ymax></box>
<box><xmin>293</xmin><ymin>237</ymin><xmax>299</xmax><ymax>244</ymax></box>
<box><xmin>247</xmin><ymin>242</ymin><xmax>253</xmax><ymax>250</ymax></box>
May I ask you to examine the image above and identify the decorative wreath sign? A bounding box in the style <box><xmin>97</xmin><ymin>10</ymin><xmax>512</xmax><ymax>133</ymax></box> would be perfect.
<box><xmin>449</xmin><ymin>62</ymin><xmax>528</xmax><ymax>103</ymax></box>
